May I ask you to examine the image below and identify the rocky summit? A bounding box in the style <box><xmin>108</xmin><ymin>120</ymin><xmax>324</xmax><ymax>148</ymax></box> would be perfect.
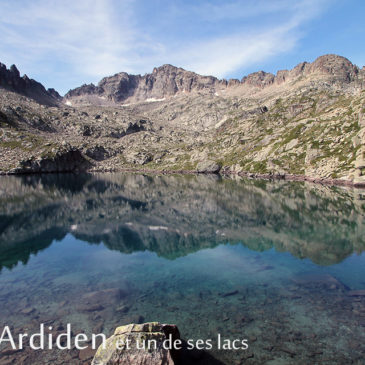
<box><xmin>1</xmin><ymin>54</ymin><xmax>365</xmax><ymax>186</ymax></box>
<box><xmin>0</xmin><ymin>63</ymin><xmax>61</xmax><ymax>106</ymax></box>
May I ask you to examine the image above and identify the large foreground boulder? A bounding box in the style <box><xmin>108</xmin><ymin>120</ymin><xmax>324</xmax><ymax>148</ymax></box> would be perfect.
<box><xmin>92</xmin><ymin>322</ymin><xmax>180</xmax><ymax>365</ymax></box>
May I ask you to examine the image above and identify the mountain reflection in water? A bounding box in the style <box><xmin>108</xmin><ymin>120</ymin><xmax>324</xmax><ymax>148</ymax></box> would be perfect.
<box><xmin>1</xmin><ymin>172</ymin><xmax>365</xmax><ymax>271</ymax></box>
<box><xmin>1</xmin><ymin>173</ymin><xmax>365</xmax><ymax>365</ymax></box>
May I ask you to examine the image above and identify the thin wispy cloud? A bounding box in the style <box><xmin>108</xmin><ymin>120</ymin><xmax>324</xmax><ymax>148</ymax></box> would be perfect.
<box><xmin>176</xmin><ymin>0</ymin><xmax>329</xmax><ymax>78</ymax></box>
<box><xmin>0</xmin><ymin>1</ymin><xmax>135</xmax><ymax>74</ymax></box>
<box><xmin>0</xmin><ymin>0</ymin><xmax>330</xmax><ymax>93</ymax></box>
<box><xmin>178</xmin><ymin>28</ymin><xmax>298</xmax><ymax>78</ymax></box>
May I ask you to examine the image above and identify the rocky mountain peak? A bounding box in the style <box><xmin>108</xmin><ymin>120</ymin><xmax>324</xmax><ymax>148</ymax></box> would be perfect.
<box><xmin>63</xmin><ymin>53</ymin><xmax>364</xmax><ymax>106</ymax></box>
<box><xmin>65</xmin><ymin>64</ymin><xmax>222</xmax><ymax>104</ymax></box>
<box><xmin>241</xmin><ymin>71</ymin><xmax>275</xmax><ymax>87</ymax></box>
<box><xmin>9</xmin><ymin>64</ymin><xmax>20</xmax><ymax>78</ymax></box>
<box><xmin>0</xmin><ymin>62</ymin><xmax>61</xmax><ymax>106</ymax></box>
<box><xmin>307</xmin><ymin>54</ymin><xmax>358</xmax><ymax>81</ymax></box>
<box><xmin>242</xmin><ymin>55</ymin><xmax>361</xmax><ymax>87</ymax></box>
<box><xmin>65</xmin><ymin>83</ymin><xmax>99</xmax><ymax>98</ymax></box>
<box><xmin>152</xmin><ymin>64</ymin><xmax>181</xmax><ymax>74</ymax></box>
<box><xmin>1</xmin><ymin>54</ymin><xmax>365</xmax><ymax>186</ymax></box>
<box><xmin>290</xmin><ymin>61</ymin><xmax>309</xmax><ymax>77</ymax></box>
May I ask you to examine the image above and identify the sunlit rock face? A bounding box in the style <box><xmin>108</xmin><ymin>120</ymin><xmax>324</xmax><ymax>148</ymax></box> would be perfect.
<box><xmin>92</xmin><ymin>322</ymin><xmax>179</xmax><ymax>365</ymax></box>
<box><xmin>65</xmin><ymin>55</ymin><xmax>364</xmax><ymax>104</ymax></box>
<box><xmin>64</xmin><ymin>64</ymin><xmax>225</xmax><ymax>104</ymax></box>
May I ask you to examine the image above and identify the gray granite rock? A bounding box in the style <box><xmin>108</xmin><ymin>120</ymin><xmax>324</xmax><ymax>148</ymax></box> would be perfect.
<box><xmin>92</xmin><ymin>322</ymin><xmax>180</xmax><ymax>365</ymax></box>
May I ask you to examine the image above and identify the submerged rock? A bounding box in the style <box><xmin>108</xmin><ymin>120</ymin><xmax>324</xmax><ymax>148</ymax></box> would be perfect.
<box><xmin>347</xmin><ymin>290</ymin><xmax>365</xmax><ymax>296</ymax></box>
<box><xmin>220</xmin><ymin>290</ymin><xmax>239</xmax><ymax>298</ymax></box>
<box><xmin>77</xmin><ymin>288</ymin><xmax>126</xmax><ymax>312</ymax></box>
<box><xmin>92</xmin><ymin>322</ymin><xmax>180</xmax><ymax>365</ymax></box>
<box><xmin>291</xmin><ymin>273</ymin><xmax>347</xmax><ymax>290</ymax></box>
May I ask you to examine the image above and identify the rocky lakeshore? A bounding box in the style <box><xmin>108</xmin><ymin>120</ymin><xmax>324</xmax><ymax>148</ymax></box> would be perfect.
<box><xmin>1</xmin><ymin>54</ymin><xmax>365</xmax><ymax>186</ymax></box>
<box><xmin>88</xmin><ymin>167</ymin><xmax>365</xmax><ymax>188</ymax></box>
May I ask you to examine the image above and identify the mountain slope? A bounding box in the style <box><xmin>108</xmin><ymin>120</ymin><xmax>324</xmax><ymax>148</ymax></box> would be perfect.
<box><xmin>0</xmin><ymin>54</ymin><xmax>365</xmax><ymax>186</ymax></box>
<box><xmin>0</xmin><ymin>63</ymin><xmax>61</xmax><ymax>106</ymax></box>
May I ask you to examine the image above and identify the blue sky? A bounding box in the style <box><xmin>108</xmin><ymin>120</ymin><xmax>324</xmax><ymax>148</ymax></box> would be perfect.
<box><xmin>0</xmin><ymin>0</ymin><xmax>364</xmax><ymax>95</ymax></box>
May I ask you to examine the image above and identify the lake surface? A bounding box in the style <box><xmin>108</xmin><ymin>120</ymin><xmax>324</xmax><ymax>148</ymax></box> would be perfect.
<box><xmin>0</xmin><ymin>173</ymin><xmax>364</xmax><ymax>364</ymax></box>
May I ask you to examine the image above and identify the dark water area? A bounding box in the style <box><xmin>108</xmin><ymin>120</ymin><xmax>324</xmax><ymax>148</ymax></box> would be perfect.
<box><xmin>0</xmin><ymin>173</ymin><xmax>364</xmax><ymax>364</ymax></box>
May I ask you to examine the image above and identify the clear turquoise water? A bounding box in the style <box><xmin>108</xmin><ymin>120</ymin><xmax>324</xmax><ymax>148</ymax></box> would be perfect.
<box><xmin>0</xmin><ymin>173</ymin><xmax>364</xmax><ymax>364</ymax></box>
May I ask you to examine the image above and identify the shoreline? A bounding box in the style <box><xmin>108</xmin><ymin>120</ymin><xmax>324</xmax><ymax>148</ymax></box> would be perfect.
<box><xmin>116</xmin><ymin>168</ymin><xmax>365</xmax><ymax>188</ymax></box>
<box><xmin>2</xmin><ymin>166</ymin><xmax>365</xmax><ymax>189</ymax></box>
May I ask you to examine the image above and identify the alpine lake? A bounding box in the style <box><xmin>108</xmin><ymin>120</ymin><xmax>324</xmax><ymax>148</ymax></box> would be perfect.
<box><xmin>0</xmin><ymin>173</ymin><xmax>364</xmax><ymax>365</ymax></box>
